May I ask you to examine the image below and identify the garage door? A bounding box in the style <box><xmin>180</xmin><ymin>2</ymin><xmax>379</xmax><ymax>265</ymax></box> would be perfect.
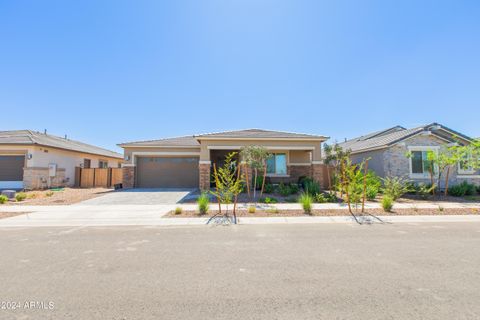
<box><xmin>0</xmin><ymin>155</ymin><xmax>25</xmax><ymax>189</ymax></box>
<box><xmin>136</xmin><ymin>157</ymin><xmax>199</xmax><ymax>188</ymax></box>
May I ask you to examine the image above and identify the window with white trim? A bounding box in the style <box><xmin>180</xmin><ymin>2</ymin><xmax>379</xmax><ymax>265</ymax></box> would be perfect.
<box><xmin>409</xmin><ymin>148</ymin><xmax>438</xmax><ymax>176</ymax></box>
<box><xmin>266</xmin><ymin>153</ymin><xmax>287</xmax><ymax>175</ymax></box>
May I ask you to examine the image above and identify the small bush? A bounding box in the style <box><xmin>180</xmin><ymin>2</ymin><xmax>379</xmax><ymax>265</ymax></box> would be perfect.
<box><xmin>438</xmin><ymin>205</ymin><xmax>444</xmax><ymax>212</ymax></box>
<box><xmin>15</xmin><ymin>192</ymin><xmax>27</xmax><ymax>202</ymax></box>
<box><xmin>366</xmin><ymin>186</ymin><xmax>378</xmax><ymax>201</ymax></box>
<box><xmin>259</xmin><ymin>197</ymin><xmax>278</xmax><ymax>204</ymax></box>
<box><xmin>381</xmin><ymin>176</ymin><xmax>411</xmax><ymax>200</ymax></box>
<box><xmin>304</xmin><ymin>180</ymin><xmax>321</xmax><ymax>196</ymax></box>
<box><xmin>197</xmin><ymin>192</ymin><xmax>209</xmax><ymax>215</ymax></box>
<box><xmin>45</xmin><ymin>191</ymin><xmax>54</xmax><ymax>197</ymax></box>
<box><xmin>449</xmin><ymin>181</ymin><xmax>477</xmax><ymax>197</ymax></box>
<box><xmin>477</xmin><ymin>185</ymin><xmax>480</xmax><ymax>194</ymax></box>
<box><xmin>416</xmin><ymin>183</ymin><xmax>434</xmax><ymax>200</ymax></box>
<box><xmin>28</xmin><ymin>193</ymin><xmax>37</xmax><ymax>199</ymax></box>
<box><xmin>264</xmin><ymin>183</ymin><xmax>274</xmax><ymax>194</ymax></box>
<box><xmin>382</xmin><ymin>196</ymin><xmax>394</xmax><ymax>212</ymax></box>
<box><xmin>248</xmin><ymin>206</ymin><xmax>256</xmax><ymax>214</ymax></box>
<box><xmin>266</xmin><ymin>207</ymin><xmax>279</xmax><ymax>214</ymax></box>
<box><xmin>0</xmin><ymin>195</ymin><xmax>8</xmax><ymax>204</ymax></box>
<box><xmin>314</xmin><ymin>193</ymin><xmax>327</xmax><ymax>203</ymax></box>
<box><xmin>299</xmin><ymin>192</ymin><xmax>313</xmax><ymax>214</ymax></box>
<box><xmin>278</xmin><ymin>183</ymin><xmax>298</xmax><ymax>196</ymax></box>
<box><xmin>174</xmin><ymin>207</ymin><xmax>183</xmax><ymax>215</ymax></box>
<box><xmin>289</xmin><ymin>184</ymin><xmax>300</xmax><ymax>194</ymax></box>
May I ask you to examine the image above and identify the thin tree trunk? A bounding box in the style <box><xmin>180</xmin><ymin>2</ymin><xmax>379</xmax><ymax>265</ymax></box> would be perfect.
<box><xmin>260</xmin><ymin>161</ymin><xmax>267</xmax><ymax>197</ymax></box>
<box><xmin>429</xmin><ymin>166</ymin><xmax>435</xmax><ymax>196</ymax></box>
<box><xmin>362</xmin><ymin>160</ymin><xmax>368</xmax><ymax>213</ymax></box>
<box><xmin>444</xmin><ymin>166</ymin><xmax>451</xmax><ymax>197</ymax></box>
<box><xmin>233</xmin><ymin>164</ymin><xmax>241</xmax><ymax>223</ymax></box>
<box><xmin>326</xmin><ymin>165</ymin><xmax>331</xmax><ymax>192</ymax></box>
<box><xmin>244</xmin><ymin>163</ymin><xmax>250</xmax><ymax>198</ymax></box>
<box><xmin>213</xmin><ymin>163</ymin><xmax>221</xmax><ymax>214</ymax></box>
<box><xmin>253</xmin><ymin>168</ymin><xmax>257</xmax><ymax>200</ymax></box>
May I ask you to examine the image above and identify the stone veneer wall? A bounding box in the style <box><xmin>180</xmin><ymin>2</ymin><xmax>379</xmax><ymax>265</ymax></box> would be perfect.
<box><xmin>199</xmin><ymin>163</ymin><xmax>211</xmax><ymax>191</ymax></box>
<box><xmin>23</xmin><ymin>167</ymin><xmax>67</xmax><ymax>190</ymax></box>
<box><xmin>288</xmin><ymin>165</ymin><xmax>312</xmax><ymax>184</ymax></box>
<box><xmin>122</xmin><ymin>166</ymin><xmax>135</xmax><ymax>188</ymax></box>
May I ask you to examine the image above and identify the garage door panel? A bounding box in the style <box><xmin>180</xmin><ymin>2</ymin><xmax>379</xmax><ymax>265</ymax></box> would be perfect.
<box><xmin>136</xmin><ymin>157</ymin><xmax>199</xmax><ymax>188</ymax></box>
<box><xmin>0</xmin><ymin>156</ymin><xmax>25</xmax><ymax>181</ymax></box>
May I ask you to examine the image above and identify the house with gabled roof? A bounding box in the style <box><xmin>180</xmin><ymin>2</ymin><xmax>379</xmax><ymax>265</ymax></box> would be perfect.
<box><xmin>0</xmin><ymin>130</ymin><xmax>123</xmax><ymax>190</ymax></box>
<box><xmin>118</xmin><ymin>129</ymin><xmax>329</xmax><ymax>190</ymax></box>
<box><xmin>338</xmin><ymin>123</ymin><xmax>480</xmax><ymax>187</ymax></box>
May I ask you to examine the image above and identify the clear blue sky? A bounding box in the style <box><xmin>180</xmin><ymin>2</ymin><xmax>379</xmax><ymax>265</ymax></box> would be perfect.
<box><xmin>1</xmin><ymin>0</ymin><xmax>479</xmax><ymax>152</ymax></box>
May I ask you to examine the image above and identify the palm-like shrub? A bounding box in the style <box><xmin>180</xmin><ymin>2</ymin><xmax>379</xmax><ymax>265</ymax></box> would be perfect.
<box><xmin>299</xmin><ymin>192</ymin><xmax>313</xmax><ymax>214</ymax></box>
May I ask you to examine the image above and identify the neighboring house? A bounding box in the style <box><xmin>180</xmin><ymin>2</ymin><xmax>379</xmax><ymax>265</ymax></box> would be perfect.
<box><xmin>338</xmin><ymin>123</ymin><xmax>480</xmax><ymax>187</ymax></box>
<box><xmin>118</xmin><ymin>129</ymin><xmax>329</xmax><ymax>190</ymax></box>
<box><xmin>0</xmin><ymin>130</ymin><xmax>123</xmax><ymax>190</ymax></box>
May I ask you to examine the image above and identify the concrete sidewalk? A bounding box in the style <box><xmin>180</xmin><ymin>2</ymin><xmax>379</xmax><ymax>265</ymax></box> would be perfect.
<box><xmin>0</xmin><ymin>201</ymin><xmax>478</xmax><ymax>227</ymax></box>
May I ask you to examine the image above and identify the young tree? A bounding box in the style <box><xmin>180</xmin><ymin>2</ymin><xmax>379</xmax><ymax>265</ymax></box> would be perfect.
<box><xmin>323</xmin><ymin>143</ymin><xmax>351</xmax><ymax>195</ymax></box>
<box><xmin>240</xmin><ymin>146</ymin><xmax>271</xmax><ymax>200</ymax></box>
<box><xmin>209</xmin><ymin>152</ymin><xmax>244</xmax><ymax>224</ymax></box>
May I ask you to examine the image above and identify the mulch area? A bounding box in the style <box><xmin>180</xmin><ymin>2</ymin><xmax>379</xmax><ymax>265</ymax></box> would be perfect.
<box><xmin>166</xmin><ymin>207</ymin><xmax>480</xmax><ymax>218</ymax></box>
<box><xmin>0</xmin><ymin>212</ymin><xmax>30</xmax><ymax>219</ymax></box>
<box><xmin>3</xmin><ymin>188</ymin><xmax>113</xmax><ymax>206</ymax></box>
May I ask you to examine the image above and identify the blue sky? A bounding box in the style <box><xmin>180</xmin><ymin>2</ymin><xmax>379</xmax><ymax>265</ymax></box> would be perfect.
<box><xmin>1</xmin><ymin>0</ymin><xmax>479</xmax><ymax>152</ymax></box>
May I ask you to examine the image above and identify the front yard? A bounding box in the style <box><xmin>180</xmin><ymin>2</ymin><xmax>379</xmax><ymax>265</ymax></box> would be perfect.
<box><xmin>1</xmin><ymin>188</ymin><xmax>113</xmax><ymax>206</ymax></box>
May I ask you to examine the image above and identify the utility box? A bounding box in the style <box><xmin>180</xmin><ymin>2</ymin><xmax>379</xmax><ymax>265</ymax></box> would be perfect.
<box><xmin>48</xmin><ymin>163</ymin><xmax>57</xmax><ymax>177</ymax></box>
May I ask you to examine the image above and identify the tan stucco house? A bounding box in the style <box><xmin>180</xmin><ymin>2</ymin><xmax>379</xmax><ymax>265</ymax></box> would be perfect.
<box><xmin>119</xmin><ymin>129</ymin><xmax>329</xmax><ymax>190</ymax></box>
<box><xmin>0</xmin><ymin>130</ymin><xmax>123</xmax><ymax>190</ymax></box>
<box><xmin>338</xmin><ymin>123</ymin><xmax>480</xmax><ymax>188</ymax></box>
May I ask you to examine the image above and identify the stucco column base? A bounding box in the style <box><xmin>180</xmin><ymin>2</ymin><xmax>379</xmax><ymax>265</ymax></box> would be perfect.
<box><xmin>199</xmin><ymin>163</ymin><xmax>211</xmax><ymax>191</ymax></box>
<box><xmin>122</xmin><ymin>166</ymin><xmax>135</xmax><ymax>188</ymax></box>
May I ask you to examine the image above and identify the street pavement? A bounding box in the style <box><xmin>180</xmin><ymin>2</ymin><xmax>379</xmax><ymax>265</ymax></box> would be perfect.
<box><xmin>1</xmin><ymin>223</ymin><xmax>480</xmax><ymax>319</ymax></box>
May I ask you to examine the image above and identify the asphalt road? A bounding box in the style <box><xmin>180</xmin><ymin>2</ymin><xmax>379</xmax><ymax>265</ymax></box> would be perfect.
<box><xmin>1</xmin><ymin>223</ymin><xmax>480</xmax><ymax>320</ymax></box>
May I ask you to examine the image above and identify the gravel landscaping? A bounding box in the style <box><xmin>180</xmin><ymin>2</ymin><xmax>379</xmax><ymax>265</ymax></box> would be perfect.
<box><xmin>167</xmin><ymin>207</ymin><xmax>480</xmax><ymax>218</ymax></box>
<box><xmin>2</xmin><ymin>188</ymin><xmax>113</xmax><ymax>206</ymax></box>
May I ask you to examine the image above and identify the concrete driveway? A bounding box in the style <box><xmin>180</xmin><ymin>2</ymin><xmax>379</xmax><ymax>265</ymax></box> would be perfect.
<box><xmin>77</xmin><ymin>188</ymin><xmax>197</xmax><ymax>205</ymax></box>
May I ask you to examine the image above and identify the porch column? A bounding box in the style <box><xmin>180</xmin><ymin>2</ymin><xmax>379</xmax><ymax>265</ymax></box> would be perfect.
<box><xmin>199</xmin><ymin>161</ymin><xmax>211</xmax><ymax>191</ymax></box>
<box><xmin>311</xmin><ymin>161</ymin><xmax>326</xmax><ymax>189</ymax></box>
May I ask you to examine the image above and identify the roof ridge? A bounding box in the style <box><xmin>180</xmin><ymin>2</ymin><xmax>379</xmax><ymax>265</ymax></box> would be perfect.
<box><xmin>194</xmin><ymin>128</ymin><xmax>326</xmax><ymax>138</ymax></box>
<box><xmin>118</xmin><ymin>134</ymin><xmax>196</xmax><ymax>146</ymax></box>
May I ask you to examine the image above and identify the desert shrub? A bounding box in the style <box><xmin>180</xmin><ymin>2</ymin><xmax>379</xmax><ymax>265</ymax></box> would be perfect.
<box><xmin>298</xmin><ymin>176</ymin><xmax>313</xmax><ymax>189</ymax></box>
<box><xmin>438</xmin><ymin>205</ymin><xmax>444</xmax><ymax>212</ymax></box>
<box><xmin>366</xmin><ymin>186</ymin><xmax>378</xmax><ymax>201</ymax></box>
<box><xmin>266</xmin><ymin>207</ymin><xmax>279</xmax><ymax>214</ymax></box>
<box><xmin>304</xmin><ymin>180</ymin><xmax>321</xmax><ymax>196</ymax></box>
<box><xmin>449</xmin><ymin>181</ymin><xmax>477</xmax><ymax>197</ymax></box>
<box><xmin>381</xmin><ymin>176</ymin><xmax>411</xmax><ymax>201</ymax></box>
<box><xmin>278</xmin><ymin>183</ymin><xmax>298</xmax><ymax>196</ymax></box>
<box><xmin>284</xmin><ymin>195</ymin><xmax>298</xmax><ymax>203</ymax></box>
<box><xmin>382</xmin><ymin>196</ymin><xmax>394</xmax><ymax>212</ymax></box>
<box><xmin>289</xmin><ymin>184</ymin><xmax>300</xmax><ymax>194</ymax></box>
<box><xmin>299</xmin><ymin>192</ymin><xmax>313</xmax><ymax>214</ymax></box>
<box><xmin>477</xmin><ymin>185</ymin><xmax>480</xmax><ymax>194</ymax></box>
<box><xmin>314</xmin><ymin>193</ymin><xmax>327</xmax><ymax>203</ymax></box>
<box><xmin>264</xmin><ymin>183</ymin><xmax>275</xmax><ymax>194</ymax></box>
<box><xmin>259</xmin><ymin>196</ymin><xmax>278</xmax><ymax>204</ymax></box>
<box><xmin>197</xmin><ymin>192</ymin><xmax>209</xmax><ymax>215</ymax></box>
<box><xmin>415</xmin><ymin>183</ymin><xmax>434</xmax><ymax>200</ymax></box>
<box><xmin>248</xmin><ymin>206</ymin><xmax>256</xmax><ymax>213</ymax></box>
<box><xmin>174</xmin><ymin>207</ymin><xmax>183</xmax><ymax>215</ymax></box>
<box><xmin>45</xmin><ymin>191</ymin><xmax>54</xmax><ymax>197</ymax></box>
<box><xmin>15</xmin><ymin>192</ymin><xmax>27</xmax><ymax>202</ymax></box>
<box><xmin>0</xmin><ymin>195</ymin><xmax>8</xmax><ymax>204</ymax></box>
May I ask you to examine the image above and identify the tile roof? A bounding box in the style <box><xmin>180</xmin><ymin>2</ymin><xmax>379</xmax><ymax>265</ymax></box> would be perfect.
<box><xmin>195</xmin><ymin>129</ymin><xmax>327</xmax><ymax>140</ymax></box>
<box><xmin>0</xmin><ymin>130</ymin><xmax>123</xmax><ymax>159</ymax></box>
<box><xmin>338</xmin><ymin>123</ymin><xmax>471</xmax><ymax>154</ymax></box>
<box><xmin>118</xmin><ymin>135</ymin><xmax>200</xmax><ymax>147</ymax></box>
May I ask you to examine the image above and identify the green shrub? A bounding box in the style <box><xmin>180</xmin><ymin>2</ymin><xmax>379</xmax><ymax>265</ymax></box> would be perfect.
<box><xmin>298</xmin><ymin>176</ymin><xmax>313</xmax><ymax>189</ymax></box>
<box><xmin>415</xmin><ymin>183</ymin><xmax>434</xmax><ymax>200</ymax></box>
<box><xmin>174</xmin><ymin>207</ymin><xmax>183</xmax><ymax>215</ymax></box>
<box><xmin>259</xmin><ymin>196</ymin><xmax>278</xmax><ymax>204</ymax></box>
<box><xmin>314</xmin><ymin>193</ymin><xmax>327</xmax><ymax>203</ymax></box>
<box><xmin>449</xmin><ymin>181</ymin><xmax>477</xmax><ymax>197</ymax></box>
<box><xmin>366</xmin><ymin>186</ymin><xmax>379</xmax><ymax>201</ymax></box>
<box><xmin>0</xmin><ymin>195</ymin><xmax>8</xmax><ymax>204</ymax></box>
<box><xmin>304</xmin><ymin>180</ymin><xmax>321</xmax><ymax>196</ymax></box>
<box><xmin>197</xmin><ymin>192</ymin><xmax>209</xmax><ymax>215</ymax></box>
<box><xmin>264</xmin><ymin>183</ymin><xmax>274</xmax><ymax>194</ymax></box>
<box><xmin>45</xmin><ymin>191</ymin><xmax>54</xmax><ymax>197</ymax></box>
<box><xmin>477</xmin><ymin>185</ymin><xmax>480</xmax><ymax>194</ymax></box>
<box><xmin>15</xmin><ymin>192</ymin><xmax>27</xmax><ymax>202</ymax></box>
<box><xmin>266</xmin><ymin>207</ymin><xmax>279</xmax><ymax>214</ymax></box>
<box><xmin>381</xmin><ymin>176</ymin><xmax>411</xmax><ymax>200</ymax></box>
<box><xmin>299</xmin><ymin>192</ymin><xmax>313</xmax><ymax>214</ymax></box>
<box><xmin>289</xmin><ymin>184</ymin><xmax>300</xmax><ymax>194</ymax></box>
<box><xmin>248</xmin><ymin>206</ymin><xmax>256</xmax><ymax>214</ymax></box>
<box><xmin>382</xmin><ymin>196</ymin><xmax>394</xmax><ymax>212</ymax></box>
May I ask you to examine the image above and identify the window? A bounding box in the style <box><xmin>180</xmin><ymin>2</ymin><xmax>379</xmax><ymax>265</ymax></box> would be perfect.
<box><xmin>99</xmin><ymin>160</ymin><xmax>108</xmax><ymax>168</ymax></box>
<box><xmin>266</xmin><ymin>153</ymin><xmax>287</xmax><ymax>175</ymax></box>
<box><xmin>409</xmin><ymin>149</ymin><xmax>437</xmax><ymax>176</ymax></box>
<box><xmin>83</xmin><ymin>159</ymin><xmax>91</xmax><ymax>168</ymax></box>
<box><xmin>458</xmin><ymin>154</ymin><xmax>475</xmax><ymax>174</ymax></box>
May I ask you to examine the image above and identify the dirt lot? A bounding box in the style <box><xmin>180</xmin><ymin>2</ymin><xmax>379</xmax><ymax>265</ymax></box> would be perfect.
<box><xmin>167</xmin><ymin>207</ymin><xmax>480</xmax><ymax>218</ymax></box>
<box><xmin>2</xmin><ymin>188</ymin><xmax>113</xmax><ymax>206</ymax></box>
